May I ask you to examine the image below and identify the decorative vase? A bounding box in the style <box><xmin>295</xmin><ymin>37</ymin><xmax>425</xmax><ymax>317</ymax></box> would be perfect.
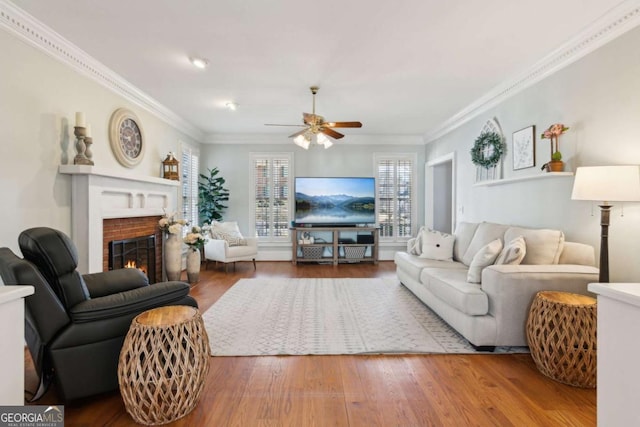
<box><xmin>164</xmin><ymin>232</ymin><xmax>182</xmax><ymax>281</ymax></box>
<box><xmin>186</xmin><ymin>248</ymin><xmax>201</xmax><ymax>284</ymax></box>
<box><xmin>548</xmin><ymin>160</ymin><xmax>564</xmax><ymax>172</ymax></box>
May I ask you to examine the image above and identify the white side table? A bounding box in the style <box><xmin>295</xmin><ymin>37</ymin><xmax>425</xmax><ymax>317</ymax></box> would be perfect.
<box><xmin>0</xmin><ymin>285</ymin><xmax>34</xmax><ymax>405</ymax></box>
<box><xmin>588</xmin><ymin>283</ymin><xmax>640</xmax><ymax>427</ymax></box>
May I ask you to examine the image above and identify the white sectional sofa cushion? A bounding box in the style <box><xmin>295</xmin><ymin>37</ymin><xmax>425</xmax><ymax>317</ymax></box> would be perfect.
<box><xmin>503</xmin><ymin>226</ymin><xmax>564</xmax><ymax>264</ymax></box>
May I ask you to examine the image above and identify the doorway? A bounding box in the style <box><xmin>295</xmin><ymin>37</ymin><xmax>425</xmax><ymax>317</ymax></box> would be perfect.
<box><xmin>425</xmin><ymin>153</ymin><xmax>456</xmax><ymax>233</ymax></box>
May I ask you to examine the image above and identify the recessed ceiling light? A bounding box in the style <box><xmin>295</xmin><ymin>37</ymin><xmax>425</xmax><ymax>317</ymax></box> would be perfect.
<box><xmin>225</xmin><ymin>102</ymin><xmax>238</xmax><ymax>111</ymax></box>
<box><xmin>190</xmin><ymin>57</ymin><xmax>209</xmax><ymax>69</ymax></box>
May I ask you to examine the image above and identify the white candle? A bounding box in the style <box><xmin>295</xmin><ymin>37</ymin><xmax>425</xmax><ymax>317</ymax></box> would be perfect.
<box><xmin>85</xmin><ymin>124</ymin><xmax>92</xmax><ymax>138</ymax></box>
<box><xmin>75</xmin><ymin>112</ymin><xmax>86</xmax><ymax>127</ymax></box>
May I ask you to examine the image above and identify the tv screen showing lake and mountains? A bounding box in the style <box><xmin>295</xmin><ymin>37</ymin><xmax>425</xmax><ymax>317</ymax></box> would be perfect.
<box><xmin>294</xmin><ymin>177</ymin><xmax>375</xmax><ymax>226</ymax></box>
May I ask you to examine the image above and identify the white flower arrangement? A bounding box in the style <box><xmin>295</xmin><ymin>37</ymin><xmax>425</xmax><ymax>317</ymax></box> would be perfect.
<box><xmin>158</xmin><ymin>212</ymin><xmax>188</xmax><ymax>234</ymax></box>
<box><xmin>183</xmin><ymin>225</ymin><xmax>207</xmax><ymax>250</ymax></box>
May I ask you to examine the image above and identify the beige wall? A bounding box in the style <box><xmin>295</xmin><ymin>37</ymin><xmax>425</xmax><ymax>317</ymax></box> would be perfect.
<box><xmin>425</xmin><ymin>26</ymin><xmax>640</xmax><ymax>282</ymax></box>
<box><xmin>0</xmin><ymin>31</ymin><xmax>199</xmax><ymax>255</ymax></box>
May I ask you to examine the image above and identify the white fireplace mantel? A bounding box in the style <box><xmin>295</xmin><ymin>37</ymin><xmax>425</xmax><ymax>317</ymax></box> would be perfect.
<box><xmin>59</xmin><ymin>165</ymin><xmax>179</xmax><ymax>274</ymax></box>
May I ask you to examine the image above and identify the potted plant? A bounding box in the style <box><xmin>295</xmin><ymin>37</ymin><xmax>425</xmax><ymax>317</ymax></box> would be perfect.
<box><xmin>549</xmin><ymin>151</ymin><xmax>563</xmax><ymax>172</ymax></box>
<box><xmin>541</xmin><ymin>123</ymin><xmax>569</xmax><ymax>172</ymax></box>
<box><xmin>198</xmin><ymin>167</ymin><xmax>230</xmax><ymax>224</ymax></box>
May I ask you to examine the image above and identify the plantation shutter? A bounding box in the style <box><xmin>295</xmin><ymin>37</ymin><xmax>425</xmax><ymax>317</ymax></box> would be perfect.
<box><xmin>250</xmin><ymin>153</ymin><xmax>293</xmax><ymax>240</ymax></box>
<box><xmin>181</xmin><ymin>143</ymin><xmax>199</xmax><ymax>233</ymax></box>
<box><xmin>375</xmin><ymin>154</ymin><xmax>416</xmax><ymax>240</ymax></box>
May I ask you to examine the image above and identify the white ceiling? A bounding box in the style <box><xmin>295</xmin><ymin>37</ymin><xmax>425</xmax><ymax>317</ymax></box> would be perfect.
<box><xmin>13</xmin><ymin>0</ymin><xmax>628</xmax><ymax>139</ymax></box>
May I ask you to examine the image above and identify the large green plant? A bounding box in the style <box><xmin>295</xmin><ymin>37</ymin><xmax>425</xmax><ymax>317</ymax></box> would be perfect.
<box><xmin>198</xmin><ymin>167</ymin><xmax>230</xmax><ymax>223</ymax></box>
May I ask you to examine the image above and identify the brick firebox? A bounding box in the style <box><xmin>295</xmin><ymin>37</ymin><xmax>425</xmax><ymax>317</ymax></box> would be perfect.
<box><xmin>103</xmin><ymin>216</ymin><xmax>163</xmax><ymax>283</ymax></box>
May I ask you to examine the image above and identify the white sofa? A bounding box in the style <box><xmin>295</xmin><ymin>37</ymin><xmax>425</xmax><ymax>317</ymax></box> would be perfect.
<box><xmin>394</xmin><ymin>222</ymin><xmax>599</xmax><ymax>349</ymax></box>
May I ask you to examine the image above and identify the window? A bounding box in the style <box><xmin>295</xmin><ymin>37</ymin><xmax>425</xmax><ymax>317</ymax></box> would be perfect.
<box><xmin>374</xmin><ymin>153</ymin><xmax>417</xmax><ymax>240</ymax></box>
<box><xmin>181</xmin><ymin>142</ymin><xmax>199</xmax><ymax>233</ymax></box>
<box><xmin>250</xmin><ymin>152</ymin><xmax>293</xmax><ymax>241</ymax></box>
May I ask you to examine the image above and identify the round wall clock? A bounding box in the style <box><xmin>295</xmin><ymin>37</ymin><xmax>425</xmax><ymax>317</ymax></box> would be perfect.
<box><xmin>109</xmin><ymin>108</ymin><xmax>146</xmax><ymax>168</ymax></box>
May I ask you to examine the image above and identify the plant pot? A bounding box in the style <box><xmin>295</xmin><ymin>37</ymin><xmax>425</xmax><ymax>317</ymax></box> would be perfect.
<box><xmin>164</xmin><ymin>232</ymin><xmax>183</xmax><ymax>281</ymax></box>
<box><xmin>548</xmin><ymin>160</ymin><xmax>564</xmax><ymax>172</ymax></box>
<box><xmin>186</xmin><ymin>249</ymin><xmax>201</xmax><ymax>284</ymax></box>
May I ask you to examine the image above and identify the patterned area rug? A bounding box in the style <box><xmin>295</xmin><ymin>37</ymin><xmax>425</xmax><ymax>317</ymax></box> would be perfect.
<box><xmin>202</xmin><ymin>278</ymin><xmax>528</xmax><ymax>356</ymax></box>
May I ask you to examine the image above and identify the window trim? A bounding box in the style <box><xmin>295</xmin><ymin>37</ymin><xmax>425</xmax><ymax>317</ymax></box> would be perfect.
<box><xmin>374</xmin><ymin>152</ymin><xmax>418</xmax><ymax>242</ymax></box>
<box><xmin>180</xmin><ymin>141</ymin><xmax>200</xmax><ymax>234</ymax></box>
<box><xmin>249</xmin><ymin>152</ymin><xmax>294</xmax><ymax>243</ymax></box>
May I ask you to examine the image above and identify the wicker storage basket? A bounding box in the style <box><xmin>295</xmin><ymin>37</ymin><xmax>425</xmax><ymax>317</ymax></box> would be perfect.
<box><xmin>302</xmin><ymin>246</ymin><xmax>324</xmax><ymax>259</ymax></box>
<box><xmin>344</xmin><ymin>246</ymin><xmax>366</xmax><ymax>259</ymax></box>
<box><xmin>526</xmin><ymin>291</ymin><xmax>597</xmax><ymax>388</ymax></box>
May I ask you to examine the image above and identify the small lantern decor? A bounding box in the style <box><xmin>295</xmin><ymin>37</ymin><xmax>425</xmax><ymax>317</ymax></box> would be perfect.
<box><xmin>162</xmin><ymin>152</ymin><xmax>179</xmax><ymax>180</ymax></box>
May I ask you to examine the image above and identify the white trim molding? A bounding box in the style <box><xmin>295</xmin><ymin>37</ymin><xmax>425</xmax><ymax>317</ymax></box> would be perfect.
<box><xmin>425</xmin><ymin>0</ymin><xmax>640</xmax><ymax>143</ymax></box>
<box><xmin>0</xmin><ymin>0</ymin><xmax>204</xmax><ymax>141</ymax></box>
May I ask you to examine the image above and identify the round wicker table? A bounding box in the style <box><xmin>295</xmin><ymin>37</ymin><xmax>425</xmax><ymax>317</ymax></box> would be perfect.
<box><xmin>526</xmin><ymin>291</ymin><xmax>597</xmax><ymax>388</ymax></box>
<box><xmin>118</xmin><ymin>306</ymin><xmax>210</xmax><ymax>425</ymax></box>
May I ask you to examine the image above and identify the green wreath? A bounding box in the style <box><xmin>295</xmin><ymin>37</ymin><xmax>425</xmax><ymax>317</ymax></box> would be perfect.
<box><xmin>470</xmin><ymin>131</ymin><xmax>505</xmax><ymax>168</ymax></box>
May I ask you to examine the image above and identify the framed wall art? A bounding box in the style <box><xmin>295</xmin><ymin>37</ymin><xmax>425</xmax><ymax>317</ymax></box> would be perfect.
<box><xmin>512</xmin><ymin>125</ymin><xmax>535</xmax><ymax>170</ymax></box>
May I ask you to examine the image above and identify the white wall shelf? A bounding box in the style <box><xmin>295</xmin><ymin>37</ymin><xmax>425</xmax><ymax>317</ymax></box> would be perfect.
<box><xmin>473</xmin><ymin>172</ymin><xmax>574</xmax><ymax>187</ymax></box>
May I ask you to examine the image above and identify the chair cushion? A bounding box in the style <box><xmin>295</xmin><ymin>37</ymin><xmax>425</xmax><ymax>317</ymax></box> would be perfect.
<box><xmin>227</xmin><ymin>244</ymin><xmax>258</xmax><ymax>257</ymax></box>
<box><xmin>19</xmin><ymin>227</ymin><xmax>91</xmax><ymax>308</ymax></box>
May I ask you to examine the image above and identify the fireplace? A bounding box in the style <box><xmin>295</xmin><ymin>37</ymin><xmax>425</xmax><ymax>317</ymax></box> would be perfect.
<box><xmin>108</xmin><ymin>235</ymin><xmax>157</xmax><ymax>283</ymax></box>
<box><xmin>59</xmin><ymin>165</ymin><xmax>179</xmax><ymax>275</ymax></box>
<box><xmin>103</xmin><ymin>216</ymin><xmax>163</xmax><ymax>283</ymax></box>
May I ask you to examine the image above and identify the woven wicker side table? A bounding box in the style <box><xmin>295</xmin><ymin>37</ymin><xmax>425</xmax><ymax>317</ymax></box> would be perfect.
<box><xmin>118</xmin><ymin>306</ymin><xmax>210</xmax><ymax>425</ymax></box>
<box><xmin>526</xmin><ymin>291</ymin><xmax>597</xmax><ymax>388</ymax></box>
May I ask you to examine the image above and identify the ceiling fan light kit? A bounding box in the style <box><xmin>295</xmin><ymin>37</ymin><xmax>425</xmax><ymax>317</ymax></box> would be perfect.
<box><xmin>190</xmin><ymin>56</ymin><xmax>209</xmax><ymax>69</ymax></box>
<box><xmin>265</xmin><ymin>86</ymin><xmax>362</xmax><ymax>149</ymax></box>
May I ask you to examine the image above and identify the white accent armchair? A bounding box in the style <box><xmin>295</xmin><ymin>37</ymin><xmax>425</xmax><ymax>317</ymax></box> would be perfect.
<box><xmin>204</xmin><ymin>237</ymin><xmax>258</xmax><ymax>272</ymax></box>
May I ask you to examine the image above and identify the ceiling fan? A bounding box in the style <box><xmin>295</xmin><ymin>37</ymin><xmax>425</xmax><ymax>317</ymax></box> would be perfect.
<box><xmin>265</xmin><ymin>86</ymin><xmax>362</xmax><ymax>149</ymax></box>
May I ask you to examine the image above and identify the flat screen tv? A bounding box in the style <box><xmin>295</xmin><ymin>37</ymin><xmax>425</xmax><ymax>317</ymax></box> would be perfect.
<box><xmin>294</xmin><ymin>177</ymin><xmax>376</xmax><ymax>227</ymax></box>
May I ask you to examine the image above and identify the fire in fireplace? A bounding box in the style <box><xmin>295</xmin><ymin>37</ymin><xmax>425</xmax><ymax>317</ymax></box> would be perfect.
<box><xmin>108</xmin><ymin>235</ymin><xmax>156</xmax><ymax>283</ymax></box>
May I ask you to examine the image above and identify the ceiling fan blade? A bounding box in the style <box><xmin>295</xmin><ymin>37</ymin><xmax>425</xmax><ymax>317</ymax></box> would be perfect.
<box><xmin>320</xmin><ymin>127</ymin><xmax>344</xmax><ymax>139</ymax></box>
<box><xmin>265</xmin><ymin>124</ymin><xmax>306</xmax><ymax>127</ymax></box>
<box><xmin>288</xmin><ymin>129</ymin><xmax>310</xmax><ymax>138</ymax></box>
<box><xmin>324</xmin><ymin>121</ymin><xmax>363</xmax><ymax>128</ymax></box>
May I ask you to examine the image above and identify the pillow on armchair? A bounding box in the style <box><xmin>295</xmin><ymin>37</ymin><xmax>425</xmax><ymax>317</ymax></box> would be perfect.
<box><xmin>209</xmin><ymin>221</ymin><xmax>247</xmax><ymax>246</ymax></box>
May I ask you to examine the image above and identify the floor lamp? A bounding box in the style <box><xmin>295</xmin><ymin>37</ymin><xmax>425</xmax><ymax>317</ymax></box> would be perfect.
<box><xmin>571</xmin><ymin>165</ymin><xmax>640</xmax><ymax>282</ymax></box>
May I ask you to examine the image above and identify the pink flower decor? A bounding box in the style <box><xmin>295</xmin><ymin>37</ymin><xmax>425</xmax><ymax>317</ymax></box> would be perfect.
<box><xmin>541</xmin><ymin>123</ymin><xmax>569</xmax><ymax>139</ymax></box>
<box><xmin>540</xmin><ymin>123</ymin><xmax>569</xmax><ymax>162</ymax></box>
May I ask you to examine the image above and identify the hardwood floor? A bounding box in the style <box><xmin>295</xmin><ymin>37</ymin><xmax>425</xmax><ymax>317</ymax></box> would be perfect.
<box><xmin>26</xmin><ymin>261</ymin><xmax>596</xmax><ymax>426</ymax></box>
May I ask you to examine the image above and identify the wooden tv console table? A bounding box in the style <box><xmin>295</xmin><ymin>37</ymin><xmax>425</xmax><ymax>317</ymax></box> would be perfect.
<box><xmin>291</xmin><ymin>226</ymin><xmax>378</xmax><ymax>265</ymax></box>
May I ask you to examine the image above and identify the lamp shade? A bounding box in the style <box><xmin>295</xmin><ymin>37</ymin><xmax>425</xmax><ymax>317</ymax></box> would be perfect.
<box><xmin>571</xmin><ymin>166</ymin><xmax>640</xmax><ymax>203</ymax></box>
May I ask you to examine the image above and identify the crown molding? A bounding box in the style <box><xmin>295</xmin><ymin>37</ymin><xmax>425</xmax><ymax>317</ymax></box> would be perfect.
<box><xmin>425</xmin><ymin>0</ymin><xmax>640</xmax><ymax>143</ymax></box>
<box><xmin>0</xmin><ymin>0</ymin><xmax>204</xmax><ymax>141</ymax></box>
<box><xmin>204</xmin><ymin>133</ymin><xmax>424</xmax><ymax>145</ymax></box>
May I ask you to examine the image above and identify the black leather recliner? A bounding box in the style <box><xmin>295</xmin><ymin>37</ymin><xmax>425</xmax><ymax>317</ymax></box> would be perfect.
<box><xmin>0</xmin><ymin>227</ymin><xmax>198</xmax><ymax>402</ymax></box>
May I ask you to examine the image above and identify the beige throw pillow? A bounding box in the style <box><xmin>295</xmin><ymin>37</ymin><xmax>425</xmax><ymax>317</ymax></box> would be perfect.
<box><xmin>495</xmin><ymin>236</ymin><xmax>526</xmax><ymax>265</ymax></box>
<box><xmin>419</xmin><ymin>229</ymin><xmax>455</xmax><ymax>261</ymax></box>
<box><xmin>407</xmin><ymin>226</ymin><xmax>425</xmax><ymax>255</ymax></box>
<box><xmin>210</xmin><ymin>221</ymin><xmax>247</xmax><ymax>246</ymax></box>
<box><xmin>467</xmin><ymin>238</ymin><xmax>503</xmax><ymax>283</ymax></box>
